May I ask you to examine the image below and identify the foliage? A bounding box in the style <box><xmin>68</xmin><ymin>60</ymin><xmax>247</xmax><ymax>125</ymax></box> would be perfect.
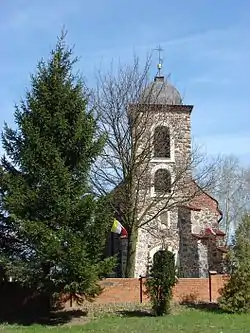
<box><xmin>219</xmin><ymin>214</ymin><xmax>250</xmax><ymax>313</ymax></box>
<box><xmin>0</xmin><ymin>31</ymin><xmax>115</xmax><ymax>307</ymax></box>
<box><xmin>145</xmin><ymin>250</ymin><xmax>177</xmax><ymax>316</ymax></box>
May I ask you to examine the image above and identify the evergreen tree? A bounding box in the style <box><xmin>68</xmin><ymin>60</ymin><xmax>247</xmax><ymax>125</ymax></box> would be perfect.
<box><xmin>219</xmin><ymin>214</ymin><xmax>250</xmax><ymax>313</ymax></box>
<box><xmin>145</xmin><ymin>250</ymin><xmax>177</xmax><ymax>316</ymax></box>
<box><xmin>0</xmin><ymin>32</ymin><xmax>114</xmax><ymax>307</ymax></box>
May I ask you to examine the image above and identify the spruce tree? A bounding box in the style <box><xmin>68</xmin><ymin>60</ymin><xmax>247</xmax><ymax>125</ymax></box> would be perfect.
<box><xmin>219</xmin><ymin>214</ymin><xmax>250</xmax><ymax>313</ymax></box>
<box><xmin>0</xmin><ymin>32</ymin><xmax>114</xmax><ymax>307</ymax></box>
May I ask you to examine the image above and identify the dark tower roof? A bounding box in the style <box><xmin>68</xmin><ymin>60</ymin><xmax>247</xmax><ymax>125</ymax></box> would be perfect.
<box><xmin>141</xmin><ymin>76</ymin><xmax>182</xmax><ymax>105</ymax></box>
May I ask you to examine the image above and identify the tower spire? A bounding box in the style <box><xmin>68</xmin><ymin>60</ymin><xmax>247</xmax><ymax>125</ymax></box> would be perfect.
<box><xmin>154</xmin><ymin>45</ymin><xmax>164</xmax><ymax>77</ymax></box>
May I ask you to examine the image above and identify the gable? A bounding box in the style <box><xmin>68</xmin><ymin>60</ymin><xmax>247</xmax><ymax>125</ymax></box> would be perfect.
<box><xmin>186</xmin><ymin>180</ymin><xmax>223</xmax><ymax>220</ymax></box>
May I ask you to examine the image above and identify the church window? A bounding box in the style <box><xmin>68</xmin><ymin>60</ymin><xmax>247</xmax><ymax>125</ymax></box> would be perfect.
<box><xmin>160</xmin><ymin>211</ymin><xmax>170</xmax><ymax>227</ymax></box>
<box><xmin>154</xmin><ymin>126</ymin><xmax>170</xmax><ymax>158</ymax></box>
<box><xmin>154</xmin><ymin>169</ymin><xmax>171</xmax><ymax>193</ymax></box>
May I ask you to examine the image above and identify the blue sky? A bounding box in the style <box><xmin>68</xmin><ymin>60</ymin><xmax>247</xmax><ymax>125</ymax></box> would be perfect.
<box><xmin>0</xmin><ymin>0</ymin><xmax>249</xmax><ymax>165</ymax></box>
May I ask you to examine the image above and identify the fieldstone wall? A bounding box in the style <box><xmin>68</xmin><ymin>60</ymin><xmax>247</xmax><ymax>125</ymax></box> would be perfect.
<box><xmin>134</xmin><ymin>208</ymin><xmax>179</xmax><ymax>277</ymax></box>
<box><xmin>109</xmin><ymin>103</ymin><xmax>225</xmax><ymax>279</ymax></box>
<box><xmin>177</xmin><ymin>207</ymin><xmax>224</xmax><ymax>278</ymax></box>
<box><xmin>207</xmin><ymin>239</ymin><xmax>225</xmax><ymax>274</ymax></box>
<box><xmin>178</xmin><ymin>207</ymin><xmax>200</xmax><ymax>277</ymax></box>
<box><xmin>197</xmin><ymin>240</ymin><xmax>209</xmax><ymax>277</ymax></box>
<box><xmin>191</xmin><ymin>208</ymin><xmax>225</xmax><ymax>276</ymax></box>
<box><xmin>134</xmin><ymin>204</ymin><xmax>224</xmax><ymax>279</ymax></box>
<box><xmin>191</xmin><ymin>208</ymin><xmax>220</xmax><ymax>234</ymax></box>
<box><xmin>133</xmin><ymin>105</ymin><xmax>193</xmax><ymax>277</ymax></box>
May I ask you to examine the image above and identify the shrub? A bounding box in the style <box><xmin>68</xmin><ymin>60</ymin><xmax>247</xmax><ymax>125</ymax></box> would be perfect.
<box><xmin>145</xmin><ymin>250</ymin><xmax>177</xmax><ymax>316</ymax></box>
<box><xmin>219</xmin><ymin>215</ymin><xmax>250</xmax><ymax>313</ymax></box>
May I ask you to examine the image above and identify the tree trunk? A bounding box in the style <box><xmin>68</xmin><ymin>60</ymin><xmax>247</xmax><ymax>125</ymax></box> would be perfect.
<box><xmin>41</xmin><ymin>263</ymin><xmax>52</xmax><ymax>314</ymax></box>
<box><xmin>125</xmin><ymin>228</ymin><xmax>138</xmax><ymax>277</ymax></box>
<box><xmin>40</xmin><ymin>291</ymin><xmax>52</xmax><ymax>314</ymax></box>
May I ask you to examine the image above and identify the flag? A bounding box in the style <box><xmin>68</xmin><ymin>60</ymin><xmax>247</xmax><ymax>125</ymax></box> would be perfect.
<box><xmin>111</xmin><ymin>218</ymin><xmax>128</xmax><ymax>238</ymax></box>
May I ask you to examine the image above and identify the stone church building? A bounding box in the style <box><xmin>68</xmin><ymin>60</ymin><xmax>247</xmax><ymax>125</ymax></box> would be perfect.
<box><xmin>108</xmin><ymin>70</ymin><xmax>226</xmax><ymax>278</ymax></box>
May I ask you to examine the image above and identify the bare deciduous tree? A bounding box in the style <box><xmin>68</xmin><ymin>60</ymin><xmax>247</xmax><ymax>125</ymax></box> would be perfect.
<box><xmin>92</xmin><ymin>56</ymin><xmax>218</xmax><ymax>277</ymax></box>
<box><xmin>210</xmin><ymin>155</ymin><xmax>250</xmax><ymax>242</ymax></box>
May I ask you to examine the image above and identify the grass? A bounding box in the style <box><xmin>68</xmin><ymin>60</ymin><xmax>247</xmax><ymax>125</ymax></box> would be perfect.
<box><xmin>1</xmin><ymin>304</ymin><xmax>250</xmax><ymax>333</ymax></box>
<box><xmin>83</xmin><ymin>310</ymin><xmax>250</xmax><ymax>333</ymax></box>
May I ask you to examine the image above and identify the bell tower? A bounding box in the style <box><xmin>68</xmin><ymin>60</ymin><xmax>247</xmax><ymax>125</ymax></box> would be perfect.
<box><xmin>132</xmin><ymin>49</ymin><xmax>194</xmax><ymax>277</ymax></box>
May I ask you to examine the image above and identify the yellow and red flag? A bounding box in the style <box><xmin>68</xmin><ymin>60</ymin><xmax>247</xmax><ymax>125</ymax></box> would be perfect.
<box><xmin>111</xmin><ymin>218</ymin><xmax>128</xmax><ymax>238</ymax></box>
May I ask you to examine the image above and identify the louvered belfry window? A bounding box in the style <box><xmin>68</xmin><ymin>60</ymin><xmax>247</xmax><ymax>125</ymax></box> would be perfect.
<box><xmin>154</xmin><ymin>169</ymin><xmax>171</xmax><ymax>193</ymax></box>
<box><xmin>154</xmin><ymin>126</ymin><xmax>170</xmax><ymax>158</ymax></box>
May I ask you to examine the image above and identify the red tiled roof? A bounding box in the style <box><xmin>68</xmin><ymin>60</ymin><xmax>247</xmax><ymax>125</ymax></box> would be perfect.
<box><xmin>192</xmin><ymin>228</ymin><xmax>226</xmax><ymax>239</ymax></box>
<box><xmin>214</xmin><ymin>229</ymin><xmax>226</xmax><ymax>236</ymax></box>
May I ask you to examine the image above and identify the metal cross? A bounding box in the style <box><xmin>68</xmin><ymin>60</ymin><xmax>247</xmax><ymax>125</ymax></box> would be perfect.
<box><xmin>154</xmin><ymin>45</ymin><xmax>164</xmax><ymax>76</ymax></box>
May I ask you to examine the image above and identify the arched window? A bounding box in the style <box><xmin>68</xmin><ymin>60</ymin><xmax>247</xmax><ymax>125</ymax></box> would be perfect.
<box><xmin>154</xmin><ymin>169</ymin><xmax>171</xmax><ymax>193</ymax></box>
<box><xmin>154</xmin><ymin>126</ymin><xmax>170</xmax><ymax>158</ymax></box>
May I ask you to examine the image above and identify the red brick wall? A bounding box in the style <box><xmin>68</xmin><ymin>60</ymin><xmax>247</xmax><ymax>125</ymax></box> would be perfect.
<box><xmin>64</xmin><ymin>274</ymin><xmax>228</xmax><ymax>307</ymax></box>
<box><xmin>172</xmin><ymin>278</ymin><xmax>209</xmax><ymax>302</ymax></box>
<box><xmin>209</xmin><ymin>274</ymin><xmax>229</xmax><ymax>302</ymax></box>
<box><xmin>95</xmin><ymin>278</ymin><xmax>141</xmax><ymax>304</ymax></box>
<box><xmin>1</xmin><ymin>275</ymin><xmax>228</xmax><ymax>311</ymax></box>
<box><xmin>97</xmin><ymin>275</ymin><xmax>228</xmax><ymax>304</ymax></box>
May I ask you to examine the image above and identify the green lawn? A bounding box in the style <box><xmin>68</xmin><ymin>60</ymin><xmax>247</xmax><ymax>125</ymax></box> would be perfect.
<box><xmin>1</xmin><ymin>309</ymin><xmax>250</xmax><ymax>333</ymax></box>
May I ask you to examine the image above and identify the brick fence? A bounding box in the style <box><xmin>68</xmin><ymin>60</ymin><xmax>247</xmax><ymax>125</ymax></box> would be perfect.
<box><xmin>64</xmin><ymin>273</ymin><xmax>228</xmax><ymax>306</ymax></box>
<box><xmin>0</xmin><ymin>274</ymin><xmax>228</xmax><ymax>313</ymax></box>
<box><xmin>172</xmin><ymin>274</ymin><xmax>228</xmax><ymax>303</ymax></box>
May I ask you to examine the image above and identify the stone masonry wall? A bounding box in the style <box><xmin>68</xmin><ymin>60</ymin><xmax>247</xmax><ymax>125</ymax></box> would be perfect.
<box><xmin>134</xmin><ymin>208</ymin><xmax>179</xmax><ymax>277</ymax></box>
<box><xmin>208</xmin><ymin>240</ymin><xmax>225</xmax><ymax>274</ymax></box>
<box><xmin>197</xmin><ymin>240</ymin><xmax>209</xmax><ymax>277</ymax></box>
<box><xmin>178</xmin><ymin>207</ymin><xmax>200</xmax><ymax>277</ymax></box>
<box><xmin>191</xmin><ymin>208</ymin><xmax>220</xmax><ymax>234</ymax></box>
<box><xmin>134</xmin><ymin>105</ymin><xmax>193</xmax><ymax>278</ymax></box>
<box><xmin>124</xmin><ymin>103</ymin><xmax>224</xmax><ymax>278</ymax></box>
<box><xmin>134</xmin><ymin>205</ymin><xmax>224</xmax><ymax>278</ymax></box>
<box><xmin>178</xmin><ymin>207</ymin><xmax>223</xmax><ymax>278</ymax></box>
<box><xmin>191</xmin><ymin>208</ymin><xmax>224</xmax><ymax>277</ymax></box>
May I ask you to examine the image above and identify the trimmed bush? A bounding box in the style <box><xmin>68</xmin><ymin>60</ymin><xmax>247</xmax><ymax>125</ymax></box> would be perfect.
<box><xmin>145</xmin><ymin>250</ymin><xmax>177</xmax><ymax>316</ymax></box>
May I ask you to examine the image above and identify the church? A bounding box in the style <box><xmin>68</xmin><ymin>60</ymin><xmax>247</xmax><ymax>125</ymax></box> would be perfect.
<box><xmin>108</xmin><ymin>61</ymin><xmax>226</xmax><ymax>279</ymax></box>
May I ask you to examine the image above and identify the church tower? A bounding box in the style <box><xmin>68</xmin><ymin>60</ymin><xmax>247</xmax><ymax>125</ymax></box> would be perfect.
<box><xmin>131</xmin><ymin>55</ymin><xmax>194</xmax><ymax>277</ymax></box>
<box><xmin>111</xmin><ymin>49</ymin><xmax>225</xmax><ymax>279</ymax></box>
